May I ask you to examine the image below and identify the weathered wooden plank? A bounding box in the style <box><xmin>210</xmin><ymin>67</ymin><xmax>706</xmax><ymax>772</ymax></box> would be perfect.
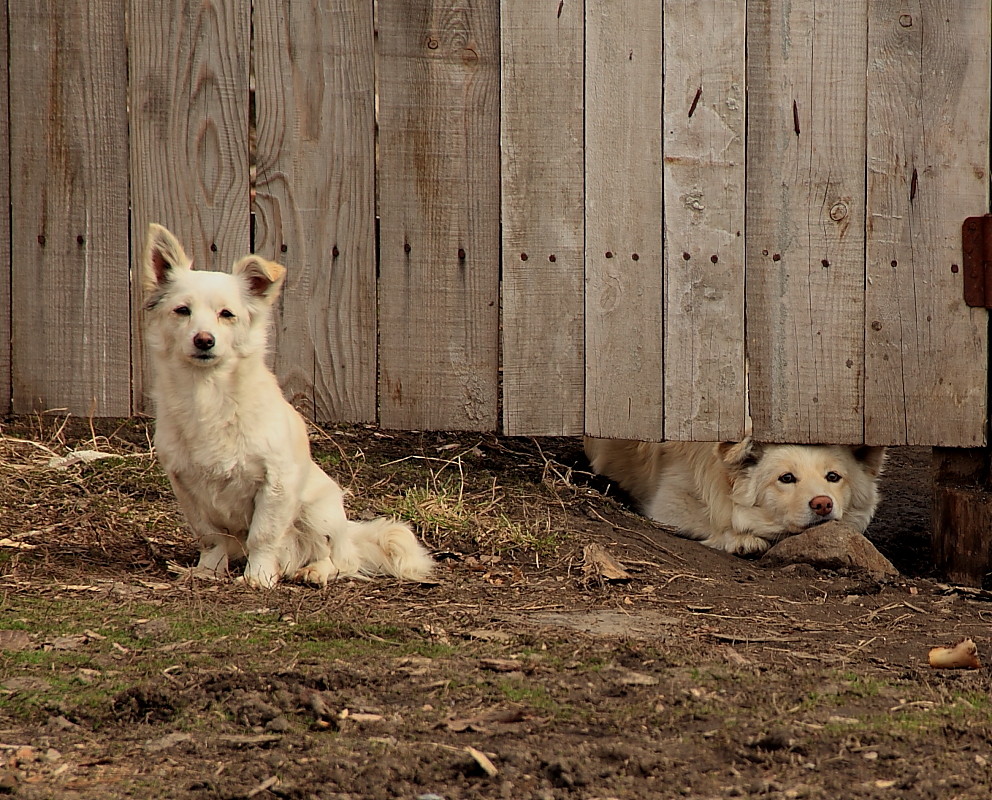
<box><xmin>0</xmin><ymin>2</ymin><xmax>9</xmax><ymax>416</ymax></box>
<box><xmin>253</xmin><ymin>0</ymin><xmax>376</xmax><ymax>423</ymax></box>
<box><xmin>377</xmin><ymin>0</ymin><xmax>500</xmax><ymax>431</ymax></box>
<box><xmin>746</xmin><ymin>1</ymin><xmax>868</xmax><ymax>444</ymax></box>
<box><xmin>661</xmin><ymin>0</ymin><xmax>746</xmax><ymax>442</ymax></box>
<box><xmin>864</xmin><ymin>1</ymin><xmax>989</xmax><ymax>447</ymax></box>
<box><xmin>500</xmin><ymin>0</ymin><xmax>584</xmax><ymax>437</ymax></box>
<box><xmin>10</xmin><ymin>1</ymin><xmax>130</xmax><ymax>416</ymax></box>
<box><xmin>932</xmin><ymin>448</ymin><xmax>992</xmax><ymax>587</ymax></box>
<box><xmin>584</xmin><ymin>1</ymin><xmax>664</xmax><ymax>440</ymax></box>
<box><xmin>129</xmin><ymin>0</ymin><xmax>250</xmax><ymax>409</ymax></box>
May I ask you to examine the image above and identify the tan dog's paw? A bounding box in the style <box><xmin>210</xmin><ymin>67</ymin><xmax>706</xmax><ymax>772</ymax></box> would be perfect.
<box><xmin>731</xmin><ymin>534</ymin><xmax>772</xmax><ymax>555</ymax></box>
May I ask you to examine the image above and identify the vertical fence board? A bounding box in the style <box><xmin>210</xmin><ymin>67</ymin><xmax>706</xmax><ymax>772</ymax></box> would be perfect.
<box><xmin>500</xmin><ymin>0</ymin><xmax>584</xmax><ymax>437</ymax></box>
<box><xmin>746</xmin><ymin>1</ymin><xmax>868</xmax><ymax>444</ymax></box>
<box><xmin>662</xmin><ymin>0</ymin><xmax>746</xmax><ymax>442</ymax></box>
<box><xmin>377</xmin><ymin>0</ymin><xmax>500</xmax><ymax>431</ymax></box>
<box><xmin>864</xmin><ymin>1</ymin><xmax>989</xmax><ymax>447</ymax></box>
<box><xmin>129</xmin><ymin>0</ymin><xmax>250</xmax><ymax>408</ymax></box>
<box><xmin>10</xmin><ymin>1</ymin><xmax>130</xmax><ymax>416</ymax></box>
<box><xmin>584</xmin><ymin>1</ymin><xmax>664</xmax><ymax>440</ymax></box>
<box><xmin>0</xmin><ymin>3</ymin><xmax>9</xmax><ymax>416</ymax></box>
<box><xmin>254</xmin><ymin>0</ymin><xmax>377</xmax><ymax>423</ymax></box>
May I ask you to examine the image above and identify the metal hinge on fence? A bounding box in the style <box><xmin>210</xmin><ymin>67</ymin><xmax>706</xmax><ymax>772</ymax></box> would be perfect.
<box><xmin>962</xmin><ymin>215</ymin><xmax>992</xmax><ymax>308</ymax></box>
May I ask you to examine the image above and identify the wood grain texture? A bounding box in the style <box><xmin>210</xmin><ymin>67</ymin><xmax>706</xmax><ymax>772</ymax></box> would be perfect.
<box><xmin>746</xmin><ymin>0</ymin><xmax>868</xmax><ymax>444</ymax></box>
<box><xmin>932</xmin><ymin>448</ymin><xmax>992</xmax><ymax>587</ymax></box>
<box><xmin>584</xmin><ymin>0</ymin><xmax>664</xmax><ymax>440</ymax></box>
<box><xmin>0</xmin><ymin>2</ymin><xmax>9</xmax><ymax>415</ymax></box>
<box><xmin>377</xmin><ymin>0</ymin><xmax>500</xmax><ymax>431</ymax></box>
<box><xmin>500</xmin><ymin>0</ymin><xmax>584</xmax><ymax>436</ymax></box>
<box><xmin>864</xmin><ymin>1</ymin><xmax>989</xmax><ymax>446</ymax></box>
<box><xmin>662</xmin><ymin>0</ymin><xmax>746</xmax><ymax>442</ymax></box>
<box><xmin>129</xmin><ymin>0</ymin><xmax>250</xmax><ymax>408</ymax></box>
<box><xmin>10</xmin><ymin>0</ymin><xmax>130</xmax><ymax>415</ymax></box>
<box><xmin>254</xmin><ymin>0</ymin><xmax>377</xmax><ymax>423</ymax></box>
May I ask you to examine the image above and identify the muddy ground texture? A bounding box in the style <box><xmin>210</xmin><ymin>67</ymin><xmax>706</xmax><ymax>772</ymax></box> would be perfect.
<box><xmin>0</xmin><ymin>417</ymin><xmax>990</xmax><ymax>800</ymax></box>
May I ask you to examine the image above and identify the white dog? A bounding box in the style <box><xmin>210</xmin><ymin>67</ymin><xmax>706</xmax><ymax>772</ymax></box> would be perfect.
<box><xmin>585</xmin><ymin>437</ymin><xmax>886</xmax><ymax>554</ymax></box>
<box><xmin>142</xmin><ymin>223</ymin><xmax>434</xmax><ymax>588</ymax></box>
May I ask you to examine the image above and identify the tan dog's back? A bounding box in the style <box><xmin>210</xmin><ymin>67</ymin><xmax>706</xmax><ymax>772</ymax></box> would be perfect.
<box><xmin>584</xmin><ymin>437</ymin><xmax>667</xmax><ymax>509</ymax></box>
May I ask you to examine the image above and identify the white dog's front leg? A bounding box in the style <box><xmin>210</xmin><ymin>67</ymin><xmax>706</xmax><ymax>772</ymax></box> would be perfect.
<box><xmin>170</xmin><ymin>473</ymin><xmax>244</xmax><ymax>576</ymax></box>
<box><xmin>243</xmin><ymin>480</ymin><xmax>299</xmax><ymax>589</ymax></box>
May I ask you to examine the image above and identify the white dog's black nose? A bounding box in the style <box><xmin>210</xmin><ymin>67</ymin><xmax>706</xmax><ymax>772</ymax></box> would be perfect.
<box><xmin>193</xmin><ymin>332</ymin><xmax>215</xmax><ymax>351</ymax></box>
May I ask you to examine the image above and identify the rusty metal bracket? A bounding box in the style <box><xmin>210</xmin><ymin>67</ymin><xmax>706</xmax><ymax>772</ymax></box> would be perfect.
<box><xmin>962</xmin><ymin>215</ymin><xmax>992</xmax><ymax>308</ymax></box>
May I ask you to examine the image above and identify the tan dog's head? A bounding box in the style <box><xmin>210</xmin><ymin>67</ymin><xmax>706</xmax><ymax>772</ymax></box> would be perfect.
<box><xmin>142</xmin><ymin>224</ymin><xmax>285</xmax><ymax>369</ymax></box>
<box><xmin>721</xmin><ymin>439</ymin><xmax>886</xmax><ymax>544</ymax></box>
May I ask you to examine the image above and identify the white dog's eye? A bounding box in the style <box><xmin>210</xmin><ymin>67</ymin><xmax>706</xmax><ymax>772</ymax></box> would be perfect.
<box><xmin>825</xmin><ymin>471</ymin><xmax>842</xmax><ymax>483</ymax></box>
<box><xmin>174</xmin><ymin>305</ymin><xmax>191</xmax><ymax>316</ymax></box>
<box><xmin>219</xmin><ymin>309</ymin><xmax>236</xmax><ymax>319</ymax></box>
<box><xmin>778</xmin><ymin>473</ymin><xmax>797</xmax><ymax>484</ymax></box>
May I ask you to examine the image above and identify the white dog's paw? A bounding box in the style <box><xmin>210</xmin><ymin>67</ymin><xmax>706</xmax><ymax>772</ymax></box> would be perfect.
<box><xmin>197</xmin><ymin>546</ymin><xmax>231</xmax><ymax>574</ymax></box>
<box><xmin>241</xmin><ymin>558</ymin><xmax>281</xmax><ymax>589</ymax></box>
<box><xmin>293</xmin><ymin>558</ymin><xmax>336</xmax><ymax>587</ymax></box>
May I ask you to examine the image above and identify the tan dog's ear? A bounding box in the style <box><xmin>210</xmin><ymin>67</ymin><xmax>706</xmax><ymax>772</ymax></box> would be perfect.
<box><xmin>853</xmin><ymin>445</ymin><xmax>887</xmax><ymax>477</ymax></box>
<box><xmin>232</xmin><ymin>255</ymin><xmax>286</xmax><ymax>304</ymax></box>
<box><xmin>719</xmin><ymin>437</ymin><xmax>762</xmax><ymax>471</ymax></box>
<box><xmin>143</xmin><ymin>224</ymin><xmax>192</xmax><ymax>295</ymax></box>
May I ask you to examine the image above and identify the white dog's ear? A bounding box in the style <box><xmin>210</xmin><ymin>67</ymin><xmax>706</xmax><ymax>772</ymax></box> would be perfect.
<box><xmin>720</xmin><ymin>437</ymin><xmax>763</xmax><ymax>471</ymax></box>
<box><xmin>852</xmin><ymin>445</ymin><xmax>887</xmax><ymax>477</ymax></box>
<box><xmin>143</xmin><ymin>224</ymin><xmax>191</xmax><ymax>294</ymax></box>
<box><xmin>232</xmin><ymin>255</ymin><xmax>286</xmax><ymax>304</ymax></box>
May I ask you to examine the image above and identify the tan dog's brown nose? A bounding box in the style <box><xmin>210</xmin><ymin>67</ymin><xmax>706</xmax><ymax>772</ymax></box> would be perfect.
<box><xmin>809</xmin><ymin>495</ymin><xmax>833</xmax><ymax>516</ymax></box>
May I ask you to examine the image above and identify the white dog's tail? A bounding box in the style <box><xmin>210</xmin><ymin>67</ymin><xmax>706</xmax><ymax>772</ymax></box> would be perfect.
<box><xmin>345</xmin><ymin>518</ymin><xmax>435</xmax><ymax>581</ymax></box>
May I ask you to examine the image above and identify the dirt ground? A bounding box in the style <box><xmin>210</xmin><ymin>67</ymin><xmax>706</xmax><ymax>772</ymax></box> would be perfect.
<box><xmin>0</xmin><ymin>417</ymin><xmax>990</xmax><ymax>800</ymax></box>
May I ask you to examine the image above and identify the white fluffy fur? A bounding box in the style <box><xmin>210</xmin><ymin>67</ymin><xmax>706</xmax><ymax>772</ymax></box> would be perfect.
<box><xmin>585</xmin><ymin>437</ymin><xmax>886</xmax><ymax>555</ymax></box>
<box><xmin>142</xmin><ymin>223</ymin><xmax>434</xmax><ymax>588</ymax></box>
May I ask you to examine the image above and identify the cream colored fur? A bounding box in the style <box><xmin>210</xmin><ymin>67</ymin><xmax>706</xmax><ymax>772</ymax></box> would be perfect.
<box><xmin>585</xmin><ymin>437</ymin><xmax>885</xmax><ymax>554</ymax></box>
<box><xmin>142</xmin><ymin>224</ymin><xmax>434</xmax><ymax>588</ymax></box>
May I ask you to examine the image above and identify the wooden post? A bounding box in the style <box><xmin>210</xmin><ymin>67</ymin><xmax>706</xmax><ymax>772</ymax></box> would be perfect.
<box><xmin>932</xmin><ymin>448</ymin><xmax>992</xmax><ymax>587</ymax></box>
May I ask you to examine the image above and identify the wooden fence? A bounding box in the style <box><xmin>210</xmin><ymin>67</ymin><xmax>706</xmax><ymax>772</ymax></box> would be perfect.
<box><xmin>0</xmin><ymin>1</ymin><xmax>989</xmax><ymax>446</ymax></box>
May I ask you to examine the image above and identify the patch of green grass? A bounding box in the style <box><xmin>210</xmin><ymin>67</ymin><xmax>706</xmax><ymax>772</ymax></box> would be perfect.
<box><xmin>313</xmin><ymin>451</ymin><xmax>344</xmax><ymax>470</ymax></box>
<box><xmin>385</xmin><ymin>474</ymin><xmax>563</xmax><ymax>555</ymax></box>
<box><xmin>290</xmin><ymin>619</ymin><xmax>458</xmax><ymax>661</ymax></box>
<box><xmin>498</xmin><ymin>678</ymin><xmax>569</xmax><ymax>717</ymax></box>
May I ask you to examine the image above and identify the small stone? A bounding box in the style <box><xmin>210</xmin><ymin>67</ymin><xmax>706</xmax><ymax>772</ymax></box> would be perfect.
<box><xmin>144</xmin><ymin>733</ymin><xmax>193</xmax><ymax>753</ymax></box>
<box><xmin>0</xmin><ymin>769</ymin><xmax>17</xmax><ymax>794</ymax></box>
<box><xmin>760</xmin><ymin>521</ymin><xmax>898</xmax><ymax>578</ymax></box>
<box><xmin>132</xmin><ymin>618</ymin><xmax>171</xmax><ymax>640</ymax></box>
<box><xmin>265</xmin><ymin>715</ymin><xmax>291</xmax><ymax>733</ymax></box>
<box><xmin>779</xmin><ymin>563</ymin><xmax>820</xmax><ymax>579</ymax></box>
<box><xmin>14</xmin><ymin>747</ymin><xmax>36</xmax><ymax>764</ymax></box>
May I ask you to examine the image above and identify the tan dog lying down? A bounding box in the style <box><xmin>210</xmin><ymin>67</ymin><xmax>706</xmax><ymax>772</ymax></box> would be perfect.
<box><xmin>585</xmin><ymin>437</ymin><xmax>886</xmax><ymax>555</ymax></box>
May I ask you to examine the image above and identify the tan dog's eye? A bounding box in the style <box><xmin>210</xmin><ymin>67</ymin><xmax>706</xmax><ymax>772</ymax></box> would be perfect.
<box><xmin>219</xmin><ymin>309</ymin><xmax>236</xmax><ymax>319</ymax></box>
<box><xmin>174</xmin><ymin>305</ymin><xmax>191</xmax><ymax>316</ymax></box>
<box><xmin>826</xmin><ymin>471</ymin><xmax>842</xmax><ymax>483</ymax></box>
<box><xmin>778</xmin><ymin>473</ymin><xmax>796</xmax><ymax>484</ymax></box>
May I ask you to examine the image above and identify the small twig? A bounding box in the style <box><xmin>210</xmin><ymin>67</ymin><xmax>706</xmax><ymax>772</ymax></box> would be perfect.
<box><xmin>709</xmin><ymin>633</ymin><xmax>800</xmax><ymax>644</ymax></box>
